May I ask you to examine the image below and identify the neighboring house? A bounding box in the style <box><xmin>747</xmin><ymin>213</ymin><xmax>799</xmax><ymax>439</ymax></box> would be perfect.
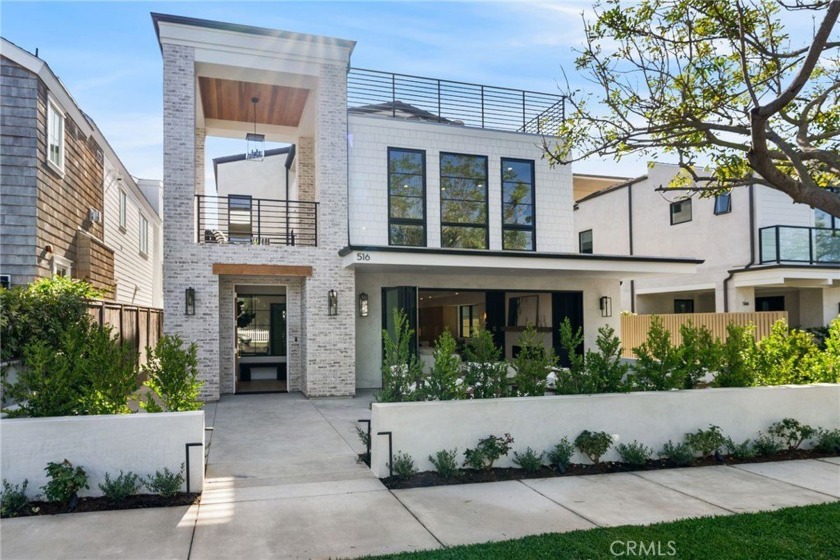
<box><xmin>152</xmin><ymin>13</ymin><xmax>698</xmax><ymax>400</ymax></box>
<box><xmin>575</xmin><ymin>162</ymin><xmax>840</xmax><ymax>328</ymax></box>
<box><xmin>0</xmin><ymin>39</ymin><xmax>163</xmax><ymax>308</ymax></box>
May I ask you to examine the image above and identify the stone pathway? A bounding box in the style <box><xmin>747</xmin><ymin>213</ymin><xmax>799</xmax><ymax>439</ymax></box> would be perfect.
<box><xmin>2</xmin><ymin>392</ymin><xmax>837</xmax><ymax>559</ymax></box>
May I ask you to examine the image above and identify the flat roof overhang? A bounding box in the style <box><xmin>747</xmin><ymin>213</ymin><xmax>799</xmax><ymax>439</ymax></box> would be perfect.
<box><xmin>731</xmin><ymin>264</ymin><xmax>840</xmax><ymax>288</ymax></box>
<box><xmin>339</xmin><ymin>246</ymin><xmax>701</xmax><ymax>279</ymax></box>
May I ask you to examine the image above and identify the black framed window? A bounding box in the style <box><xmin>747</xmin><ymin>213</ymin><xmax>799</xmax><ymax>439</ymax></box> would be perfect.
<box><xmin>501</xmin><ymin>158</ymin><xmax>535</xmax><ymax>250</ymax></box>
<box><xmin>459</xmin><ymin>305</ymin><xmax>479</xmax><ymax>338</ymax></box>
<box><xmin>756</xmin><ymin>296</ymin><xmax>785</xmax><ymax>312</ymax></box>
<box><xmin>579</xmin><ymin>230</ymin><xmax>593</xmax><ymax>254</ymax></box>
<box><xmin>440</xmin><ymin>153</ymin><xmax>488</xmax><ymax>249</ymax></box>
<box><xmin>815</xmin><ymin>190</ymin><xmax>839</xmax><ymax>229</ymax></box>
<box><xmin>670</xmin><ymin>199</ymin><xmax>692</xmax><ymax>225</ymax></box>
<box><xmin>674</xmin><ymin>299</ymin><xmax>694</xmax><ymax>313</ymax></box>
<box><xmin>388</xmin><ymin>148</ymin><xmax>426</xmax><ymax>246</ymax></box>
<box><xmin>714</xmin><ymin>192</ymin><xmax>732</xmax><ymax>215</ymax></box>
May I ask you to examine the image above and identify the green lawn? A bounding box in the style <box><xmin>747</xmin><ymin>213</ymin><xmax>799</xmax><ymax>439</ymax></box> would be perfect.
<box><xmin>370</xmin><ymin>502</ymin><xmax>840</xmax><ymax>560</ymax></box>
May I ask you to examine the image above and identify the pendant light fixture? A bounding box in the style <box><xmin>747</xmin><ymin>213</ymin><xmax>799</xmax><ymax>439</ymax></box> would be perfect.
<box><xmin>246</xmin><ymin>96</ymin><xmax>265</xmax><ymax>161</ymax></box>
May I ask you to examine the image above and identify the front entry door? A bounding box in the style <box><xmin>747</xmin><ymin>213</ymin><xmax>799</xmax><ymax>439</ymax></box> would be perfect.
<box><xmin>270</xmin><ymin>303</ymin><xmax>287</xmax><ymax>380</ymax></box>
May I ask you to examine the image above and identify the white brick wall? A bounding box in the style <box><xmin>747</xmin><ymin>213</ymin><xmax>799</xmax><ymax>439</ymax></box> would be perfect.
<box><xmin>348</xmin><ymin>115</ymin><xmax>573</xmax><ymax>252</ymax></box>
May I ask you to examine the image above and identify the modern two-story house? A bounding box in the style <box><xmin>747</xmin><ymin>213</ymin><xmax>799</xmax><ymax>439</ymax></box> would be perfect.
<box><xmin>575</xmin><ymin>162</ymin><xmax>840</xmax><ymax>328</ymax></box>
<box><xmin>1</xmin><ymin>38</ymin><xmax>163</xmax><ymax>308</ymax></box>
<box><xmin>152</xmin><ymin>13</ymin><xmax>699</xmax><ymax>400</ymax></box>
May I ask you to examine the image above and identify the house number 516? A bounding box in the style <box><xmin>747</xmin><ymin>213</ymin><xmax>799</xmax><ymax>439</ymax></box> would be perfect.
<box><xmin>356</xmin><ymin>252</ymin><xmax>371</xmax><ymax>261</ymax></box>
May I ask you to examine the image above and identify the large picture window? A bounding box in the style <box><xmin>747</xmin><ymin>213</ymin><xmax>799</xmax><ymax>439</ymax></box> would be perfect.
<box><xmin>501</xmin><ymin>158</ymin><xmax>535</xmax><ymax>251</ymax></box>
<box><xmin>440</xmin><ymin>153</ymin><xmax>488</xmax><ymax>249</ymax></box>
<box><xmin>388</xmin><ymin>148</ymin><xmax>426</xmax><ymax>246</ymax></box>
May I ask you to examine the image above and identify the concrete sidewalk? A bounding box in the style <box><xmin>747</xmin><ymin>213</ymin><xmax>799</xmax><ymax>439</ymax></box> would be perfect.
<box><xmin>2</xmin><ymin>393</ymin><xmax>838</xmax><ymax>560</ymax></box>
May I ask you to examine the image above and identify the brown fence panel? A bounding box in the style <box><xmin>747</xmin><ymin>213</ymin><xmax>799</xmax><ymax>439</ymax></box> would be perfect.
<box><xmin>86</xmin><ymin>301</ymin><xmax>164</xmax><ymax>366</ymax></box>
<box><xmin>620</xmin><ymin>312</ymin><xmax>789</xmax><ymax>358</ymax></box>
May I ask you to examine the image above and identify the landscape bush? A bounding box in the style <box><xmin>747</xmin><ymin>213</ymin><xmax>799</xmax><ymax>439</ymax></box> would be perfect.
<box><xmin>755</xmin><ymin>322</ymin><xmax>823</xmax><ymax>385</ymax></box>
<box><xmin>753</xmin><ymin>432</ymin><xmax>784</xmax><ymax>456</ymax></box>
<box><xmin>390</xmin><ymin>451</ymin><xmax>417</xmax><ymax>480</ymax></box>
<box><xmin>463</xmin><ymin>433</ymin><xmax>514</xmax><ymax>470</ymax></box>
<box><xmin>98</xmin><ymin>471</ymin><xmax>142</xmax><ymax>503</ymax></box>
<box><xmin>377</xmin><ymin>309</ymin><xmax>423</xmax><ymax>403</ymax></box>
<box><xmin>428</xmin><ymin>449</ymin><xmax>461</xmax><ymax>479</ymax></box>
<box><xmin>713</xmin><ymin>324</ymin><xmax>758</xmax><ymax>387</ymax></box>
<box><xmin>1</xmin><ymin>479</ymin><xmax>30</xmax><ymax>518</ymax></box>
<box><xmin>684</xmin><ymin>424</ymin><xmax>727</xmax><ymax>458</ymax></box>
<box><xmin>660</xmin><ymin>440</ymin><xmax>695</xmax><ymax>466</ymax></box>
<box><xmin>140</xmin><ymin>335</ymin><xmax>203</xmax><ymax>412</ymax></box>
<box><xmin>462</xmin><ymin>328</ymin><xmax>510</xmax><ymax>399</ymax></box>
<box><xmin>144</xmin><ymin>464</ymin><xmax>185</xmax><ymax>497</ymax></box>
<box><xmin>631</xmin><ymin>317</ymin><xmax>685</xmax><ymax>391</ymax></box>
<box><xmin>616</xmin><ymin>440</ymin><xmax>653</xmax><ymax>467</ymax></box>
<box><xmin>42</xmin><ymin>460</ymin><xmax>88</xmax><ymax>507</ymax></box>
<box><xmin>512</xmin><ymin>447</ymin><xmax>545</xmax><ymax>473</ymax></box>
<box><xmin>556</xmin><ymin>321</ymin><xmax>630</xmax><ymax>394</ymax></box>
<box><xmin>512</xmin><ymin>327</ymin><xmax>556</xmax><ymax>396</ymax></box>
<box><xmin>767</xmin><ymin>418</ymin><xmax>815</xmax><ymax>450</ymax></box>
<box><xmin>725</xmin><ymin>438</ymin><xmax>757</xmax><ymax>460</ymax></box>
<box><xmin>547</xmin><ymin>437</ymin><xmax>575</xmax><ymax>472</ymax></box>
<box><xmin>814</xmin><ymin>428</ymin><xmax>840</xmax><ymax>454</ymax></box>
<box><xmin>574</xmin><ymin>430</ymin><xmax>613</xmax><ymax>465</ymax></box>
<box><xmin>425</xmin><ymin>330</ymin><xmax>465</xmax><ymax>401</ymax></box>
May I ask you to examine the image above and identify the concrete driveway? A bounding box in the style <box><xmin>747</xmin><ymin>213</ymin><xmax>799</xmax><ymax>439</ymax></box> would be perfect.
<box><xmin>2</xmin><ymin>392</ymin><xmax>837</xmax><ymax>559</ymax></box>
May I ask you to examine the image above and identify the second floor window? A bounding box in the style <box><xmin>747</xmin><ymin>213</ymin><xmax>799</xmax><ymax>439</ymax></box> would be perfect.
<box><xmin>388</xmin><ymin>148</ymin><xmax>426</xmax><ymax>246</ymax></box>
<box><xmin>501</xmin><ymin>159</ymin><xmax>535</xmax><ymax>251</ymax></box>
<box><xmin>119</xmin><ymin>190</ymin><xmax>127</xmax><ymax>230</ymax></box>
<box><xmin>139</xmin><ymin>215</ymin><xmax>149</xmax><ymax>255</ymax></box>
<box><xmin>714</xmin><ymin>192</ymin><xmax>732</xmax><ymax>215</ymax></box>
<box><xmin>670</xmin><ymin>199</ymin><xmax>692</xmax><ymax>225</ymax></box>
<box><xmin>47</xmin><ymin>100</ymin><xmax>65</xmax><ymax>171</ymax></box>
<box><xmin>440</xmin><ymin>153</ymin><xmax>488</xmax><ymax>249</ymax></box>
<box><xmin>579</xmin><ymin>229</ymin><xmax>593</xmax><ymax>254</ymax></box>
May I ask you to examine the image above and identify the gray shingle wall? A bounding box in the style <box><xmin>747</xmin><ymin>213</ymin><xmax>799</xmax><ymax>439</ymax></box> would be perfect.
<box><xmin>1</xmin><ymin>57</ymin><xmax>38</xmax><ymax>285</ymax></box>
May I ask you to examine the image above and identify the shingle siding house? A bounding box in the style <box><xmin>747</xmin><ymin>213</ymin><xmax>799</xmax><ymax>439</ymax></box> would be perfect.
<box><xmin>575</xmin><ymin>162</ymin><xmax>840</xmax><ymax>328</ymax></box>
<box><xmin>0</xmin><ymin>39</ymin><xmax>163</xmax><ymax>307</ymax></box>
<box><xmin>152</xmin><ymin>13</ymin><xmax>698</xmax><ymax>400</ymax></box>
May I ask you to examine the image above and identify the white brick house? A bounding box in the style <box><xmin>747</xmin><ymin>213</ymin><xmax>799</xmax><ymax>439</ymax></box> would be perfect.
<box><xmin>153</xmin><ymin>14</ymin><xmax>698</xmax><ymax>399</ymax></box>
<box><xmin>575</xmin><ymin>162</ymin><xmax>840</xmax><ymax>328</ymax></box>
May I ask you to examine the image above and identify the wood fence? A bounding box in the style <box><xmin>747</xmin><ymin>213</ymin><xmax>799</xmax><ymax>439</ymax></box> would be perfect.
<box><xmin>620</xmin><ymin>312</ymin><xmax>788</xmax><ymax>358</ymax></box>
<box><xmin>87</xmin><ymin>301</ymin><xmax>163</xmax><ymax>366</ymax></box>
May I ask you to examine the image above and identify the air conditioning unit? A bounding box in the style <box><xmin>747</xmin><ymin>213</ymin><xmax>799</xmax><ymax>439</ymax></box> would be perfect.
<box><xmin>0</xmin><ymin>275</ymin><xmax>10</xmax><ymax>290</ymax></box>
<box><xmin>89</xmin><ymin>208</ymin><xmax>102</xmax><ymax>223</ymax></box>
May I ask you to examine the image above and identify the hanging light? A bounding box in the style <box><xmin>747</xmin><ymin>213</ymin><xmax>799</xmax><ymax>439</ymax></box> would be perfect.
<box><xmin>246</xmin><ymin>96</ymin><xmax>265</xmax><ymax>161</ymax></box>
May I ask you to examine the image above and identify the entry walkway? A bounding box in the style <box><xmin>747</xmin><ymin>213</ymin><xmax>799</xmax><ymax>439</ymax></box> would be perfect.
<box><xmin>1</xmin><ymin>392</ymin><xmax>837</xmax><ymax>559</ymax></box>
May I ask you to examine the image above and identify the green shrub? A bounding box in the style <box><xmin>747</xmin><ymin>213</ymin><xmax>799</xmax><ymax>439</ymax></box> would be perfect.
<box><xmin>677</xmin><ymin>322</ymin><xmax>721</xmax><ymax>388</ymax></box>
<box><xmin>463</xmin><ymin>433</ymin><xmax>514</xmax><ymax>470</ymax></box>
<box><xmin>547</xmin><ymin>437</ymin><xmax>575</xmax><ymax>472</ymax></box>
<box><xmin>0</xmin><ymin>276</ymin><xmax>102</xmax><ymax>362</ymax></box>
<box><xmin>753</xmin><ymin>432</ymin><xmax>784</xmax><ymax>456</ymax></box>
<box><xmin>42</xmin><ymin>460</ymin><xmax>88</xmax><ymax>505</ymax></box>
<box><xmin>659</xmin><ymin>440</ymin><xmax>695</xmax><ymax>466</ymax></box>
<box><xmin>724</xmin><ymin>438</ymin><xmax>757</xmax><ymax>460</ymax></box>
<box><xmin>428</xmin><ymin>449</ymin><xmax>461</xmax><ymax>479</ymax></box>
<box><xmin>512</xmin><ymin>447</ymin><xmax>545</xmax><ymax>473</ymax></box>
<box><xmin>424</xmin><ymin>330</ymin><xmax>464</xmax><ymax>401</ymax></box>
<box><xmin>555</xmin><ymin>318</ymin><xmax>587</xmax><ymax>394</ymax></box>
<box><xmin>1</xmin><ymin>479</ymin><xmax>30</xmax><ymax>518</ymax></box>
<box><xmin>767</xmin><ymin>418</ymin><xmax>815</xmax><ymax>450</ymax></box>
<box><xmin>713</xmin><ymin>324</ymin><xmax>758</xmax><ymax>387</ymax></box>
<box><xmin>378</xmin><ymin>309</ymin><xmax>423</xmax><ymax>403</ymax></box>
<box><xmin>584</xmin><ymin>324</ymin><xmax>631</xmax><ymax>393</ymax></box>
<box><xmin>631</xmin><ymin>316</ymin><xmax>684</xmax><ymax>391</ymax></box>
<box><xmin>814</xmin><ymin>428</ymin><xmax>840</xmax><ymax>454</ymax></box>
<box><xmin>818</xmin><ymin>317</ymin><xmax>840</xmax><ymax>382</ymax></box>
<box><xmin>684</xmin><ymin>425</ymin><xmax>727</xmax><ymax>458</ymax></box>
<box><xmin>512</xmin><ymin>327</ymin><xmax>556</xmax><ymax>396</ymax></box>
<box><xmin>574</xmin><ymin>430</ymin><xmax>613</xmax><ymax>465</ymax></box>
<box><xmin>140</xmin><ymin>335</ymin><xmax>203</xmax><ymax>412</ymax></box>
<box><xmin>4</xmin><ymin>321</ymin><xmax>137</xmax><ymax>417</ymax></box>
<box><xmin>389</xmin><ymin>451</ymin><xmax>417</xmax><ymax>480</ymax></box>
<box><xmin>462</xmin><ymin>328</ymin><xmax>509</xmax><ymax>399</ymax></box>
<box><xmin>755</xmin><ymin>321</ymin><xmax>822</xmax><ymax>385</ymax></box>
<box><xmin>98</xmin><ymin>471</ymin><xmax>142</xmax><ymax>503</ymax></box>
<box><xmin>616</xmin><ymin>440</ymin><xmax>652</xmax><ymax>467</ymax></box>
<box><xmin>144</xmin><ymin>464</ymin><xmax>184</xmax><ymax>497</ymax></box>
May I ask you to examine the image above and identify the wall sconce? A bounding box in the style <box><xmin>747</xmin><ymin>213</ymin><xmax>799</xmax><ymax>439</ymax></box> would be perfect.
<box><xmin>599</xmin><ymin>296</ymin><xmax>612</xmax><ymax>318</ymax></box>
<box><xmin>328</xmin><ymin>289</ymin><xmax>338</xmax><ymax>316</ymax></box>
<box><xmin>185</xmin><ymin>287</ymin><xmax>196</xmax><ymax>315</ymax></box>
<box><xmin>359</xmin><ymin>292</ymin><xmax>369</xmax><ymax>317</ymax></box>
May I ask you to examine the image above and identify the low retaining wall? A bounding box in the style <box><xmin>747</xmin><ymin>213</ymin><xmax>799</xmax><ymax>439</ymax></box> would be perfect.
<box><xmin>1</xmin><ymin>411</ymin><xmax>205</xmax><ymax>497</ymax></box>
<box><xmin>370</xmin><ymin>384</ymin><xmax>840</xmax><ymax>478</ymax></box>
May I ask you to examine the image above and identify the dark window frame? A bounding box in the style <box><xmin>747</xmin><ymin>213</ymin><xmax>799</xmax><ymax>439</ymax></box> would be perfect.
<box><xmin>501</xmin><ymin>157</ymin><xmax>536</xmax><ymax>251</ymax></box>
<box><xmin>440</xmin><ymin>152</ymin><xmax>489</xmax><ymax>250</ymax></box>
<box><xmin>459</xmin><ymin>304</ymin><xmax>479</xmax><ymax>338</ymax></box>
<box><xmin>673</xmin><ymin>299</ymin><xmax>695</xmax><ymax>313</ymax></box>
<box><xmin>670</xmin><ymin>199</ymin><xmax>693</xmax><ymax>225</ymax></box>
<box><xmin>387</xmin><ymin>147</ymin><xmax>427</xmax><ymax>247</ymax></box>
<box><xmin>714</xmin><ymin>192</ymin><xmax>732</xmax><ymax>215</ymax></box>
<box><xmin>579</xmin><ymin>229</ymin><xmax>593</xmax><ymax>254</ymax></box>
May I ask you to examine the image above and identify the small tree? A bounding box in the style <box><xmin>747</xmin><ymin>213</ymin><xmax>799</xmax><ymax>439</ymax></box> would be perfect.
<box><xmin>676</xmin><ymin>322</ymin><xmax>722</xmax><ymax>389</ymax></box>
<box><xmin>424</xmin><ymin>330</ymin><xmax>464</xmax><ymax>401</ymax></box>
<box><xmin>755</xmin><ymin>320</ymin><xmax>822</xmax><ymax>385</ymax></box>
<box><xmin>512</xmin><ymin>326</ymin><xmax>556</xmax><ymax>397</ymax></box>
<box><xmin>713</xmin><ymin>323</ymin><xmax>757</xmax><ymax>388</ymax></box>
<box><xmin>141</xmin><ymin>335</ymin><xmax>203</xmax><ymax>412</ymax></box>
<box><xmin>377</xmin><ymin>308</ymin><xmax>423</xmax><ymax>403</ymax></box>
<box><xmin>584</xmin><ymin>324</ymin><xmax>630</xmax><ymax>394</ymax></box>
<box><xmin>555</xmin><ymin>318</ymin><xmax>588</xmax><ymax>394</ymax></box>
<box><xmin>463</xmin><ymin>328</ymin><xmax>509</xmax><ymax>399</ymax></box>
<box><xmin>631</xmin><ymin>316</ymin><xmax>683</xmax><ymax>391</ymax></box>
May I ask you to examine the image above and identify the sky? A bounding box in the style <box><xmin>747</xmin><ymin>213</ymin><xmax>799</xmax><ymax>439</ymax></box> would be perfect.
<box><xmin>0</xmin><ymin>1</ymin><xmax>824</xmax><ymax>185</ymax></box>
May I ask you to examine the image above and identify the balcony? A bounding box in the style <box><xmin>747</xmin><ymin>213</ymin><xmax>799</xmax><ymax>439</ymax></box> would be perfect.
<box><xmin>196</xmin><ymin>195</ymin><xmax>318</xmax><ymax>247</ymax></box>
<box><xmin>759</xmin><ymin>225</ymin><xmax>840</xmax><ymax>265</ymax></box>
<box><xmin>347</xmin><ymin>68</ymin><xmax>565</xmax><ymax>134</ymax></box>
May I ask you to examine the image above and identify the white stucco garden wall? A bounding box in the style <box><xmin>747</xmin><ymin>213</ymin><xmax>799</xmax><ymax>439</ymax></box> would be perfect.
<box><xmin>1</xmin><ymin>411</ymin><xmax>205</xmax><ymax>497</ymax></box>
<box><xmin>369</xmin><ymin>384</ymin><xmax>840</xmax><ymax>478</ymax></box>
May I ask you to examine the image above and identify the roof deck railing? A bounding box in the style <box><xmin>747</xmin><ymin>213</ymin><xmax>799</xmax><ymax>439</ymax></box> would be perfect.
<box><xmin>759</xmin><ymin>225</ymin><xmax>840</xmax><ymax>265</ymax></box>
<box><xmin>347</xmin><ymin>68</ymin><xmax>565</xmax><ymax>135</ymax></box>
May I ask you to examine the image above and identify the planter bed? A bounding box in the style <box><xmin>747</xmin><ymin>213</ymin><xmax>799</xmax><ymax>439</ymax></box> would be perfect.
<box><xmin>377</xmin><ymin>449</ymin><xmax>839</xmax><ymax>490</ymax></box>
<box><xmin>5</xmin><ymin>493</ymin><xmax>200</xmax><ymax>518</ymax></box>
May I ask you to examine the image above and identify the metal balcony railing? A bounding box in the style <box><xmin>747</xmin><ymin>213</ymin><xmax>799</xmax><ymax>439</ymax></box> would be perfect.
<box><xmin>759</xmin><ymin>225</ymin><xmax>840</xmax><ymax>264</ymax></box>
<box><xmin>196</xmin><ymin>195</ymin><xmax>318</xmax><ymax>247</ymax></box>
<box><xmin>347</xmin><ymin>68</ymin><xmax>565</xmax><ymax>135</ymax></box>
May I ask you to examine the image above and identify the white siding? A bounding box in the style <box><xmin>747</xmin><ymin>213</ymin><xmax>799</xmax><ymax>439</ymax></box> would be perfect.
<box><xmin>348</xmin><ymin>115</ymin><xmax>573</xmax><ymax>252</ymax></box>
<box><xmin>755</xmin><ymin>185</ymin><xmax>814</xmax><ymax>229</ymax></box>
